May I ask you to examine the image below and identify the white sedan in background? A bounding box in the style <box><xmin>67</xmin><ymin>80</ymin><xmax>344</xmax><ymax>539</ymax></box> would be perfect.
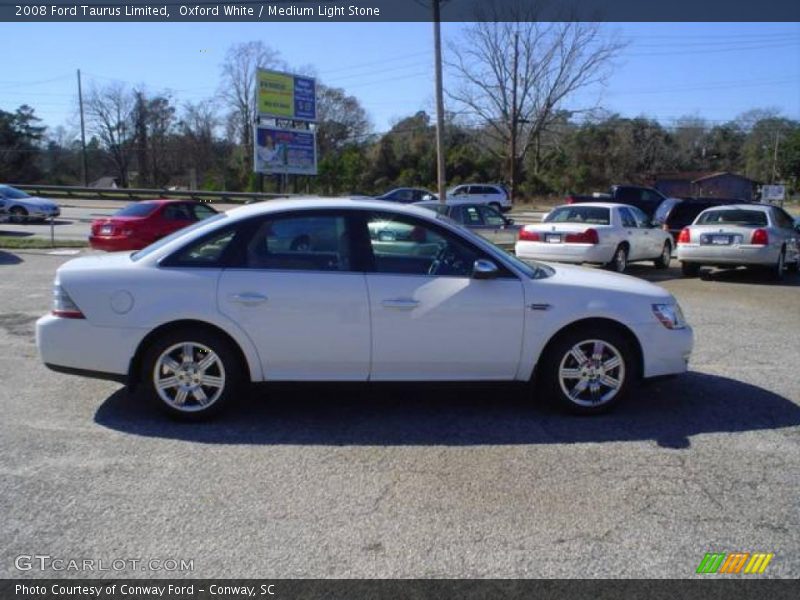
<box><xmin>515</xmin><ymin>203</ymin><xmax>674</xmax><ymax>273</ymax></box>
<box><xmin>37</xmin><ymin>198</ymin><xmax>692</xmax><ymax>420</ymax></box>
<box><xmin>676</xmin><ymin>204</ymin><xmax>800</xmax><ymax>279</ymax></box>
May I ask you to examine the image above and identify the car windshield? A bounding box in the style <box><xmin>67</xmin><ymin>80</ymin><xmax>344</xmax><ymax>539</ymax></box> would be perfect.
<box><xmin>0</xmin><ymin>186</ymin><xmax>31</xmax><ymax>200</ymax></box>
<box><xmin>131</xmin><ymin>213</ymin><xmax>227</xmax><ymax>261</ymax></box>
<box><xmin>114</xmin><ymin>202</ymin><xmax>159</xmax><ymax>217</ymax></box>
<box><xmin>696</xmin><ymin>209</ymin><xmax>767</xmax><ymax>227</ymax></box>
<box><xmin>545</xmin><ymin>206</ymin><xmax>610</xmax><ymax>225</ymax></box>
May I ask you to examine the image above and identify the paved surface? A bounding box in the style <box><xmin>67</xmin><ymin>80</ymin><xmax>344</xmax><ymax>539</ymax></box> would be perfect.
<box><xmin>0</xmin><ymin>250</ymin><xmax>798</xmax><ymax>579</ymax></box>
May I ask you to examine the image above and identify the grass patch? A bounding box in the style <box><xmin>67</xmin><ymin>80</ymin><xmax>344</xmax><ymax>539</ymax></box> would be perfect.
<box><xmin>0</xmin><ymin>236</ymin><xmax>87</xmax><ymax>249</ymax></box>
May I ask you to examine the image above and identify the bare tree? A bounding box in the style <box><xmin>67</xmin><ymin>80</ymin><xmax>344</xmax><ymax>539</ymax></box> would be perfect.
<box><xmin>218</xmin><ymin>41</ymin><xmax>284</xmax><ymax>155</ymax></box>
<box><xmin>315</xmin><ymin>84</ymin><xmax>371</xmax><ymax>155</ymax></box>
<box><xmin>447</xmin><ymin>6</ymin><xmax>624</xmax><ymax>199</ymax></box>
<box><xmin>85</xmin><ymin>82</ymin><xmax>135</xmax><ymax>186</ymax></box>
<box><xmin>178</xmin><ymin>100</ymin><xmax>220</xmax><ymax>187</ymax></box>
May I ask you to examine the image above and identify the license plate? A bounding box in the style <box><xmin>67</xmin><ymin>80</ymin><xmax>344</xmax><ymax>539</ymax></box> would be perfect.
<box><xmin>545</xmin><ymin>234</ymin><xmax>561</xmax><ymax>243</ymax></box>
<box><xmin>100</xmin><ymin>225</ymin><xmax>113</xmax><ymax>235</ymax></box>
<box><xmin>710</xmin><ymin>235</ymin><xmax>731</xmax><ymax>245</ymax></box>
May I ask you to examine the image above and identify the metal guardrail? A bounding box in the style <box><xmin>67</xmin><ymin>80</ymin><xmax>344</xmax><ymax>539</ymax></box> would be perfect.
<box><xmin>10</xmin><ymin>183</ymin><xmax>295</xmax><ymax>204</ymax></box>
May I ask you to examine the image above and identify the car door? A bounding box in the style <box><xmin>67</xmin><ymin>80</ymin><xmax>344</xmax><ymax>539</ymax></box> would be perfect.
<box><xmin>160</xmin><ymin>203</ymin><xmax>196</xmax><ymax>237</ymax></box>
<box><xmin>629</xmin><ymin>205</ymin><xmax>662</xmax><ymax>257</ymax></box>
<box><xmin>772</xmin><ymin>207</ymin><xmax>800</xmax><ymax>264</ymax></box>
<box><xmin>617</xmin><ymin>206</ymin><xmax>648</xmax><ymax>260</ymax></box>
<box><xmin>360</xmin><ymin>210</ymin><xmax>525</xmax><ymax>380</ymax></box>
<box><xmin>217</xmin><ymin>210</ymin><xmax>371</xmax><ymax>380</ymax></box>
<box><xmin>479</xmin><ymin>204</ymin><xmax>516</xmax><ymax>249</ymax></box>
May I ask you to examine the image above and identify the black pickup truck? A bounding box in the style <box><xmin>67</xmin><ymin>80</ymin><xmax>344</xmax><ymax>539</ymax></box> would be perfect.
<box><xmin>565</xmin><ymin>185</ymin><xmax>670</xmax><ymax>219</ymax></box>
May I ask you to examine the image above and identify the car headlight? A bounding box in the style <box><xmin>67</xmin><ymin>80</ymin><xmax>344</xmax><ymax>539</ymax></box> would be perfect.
<box><xmin>652</xmin><ymin>303</ymin><xmax>687</xmax><ymax>330</ymax></box>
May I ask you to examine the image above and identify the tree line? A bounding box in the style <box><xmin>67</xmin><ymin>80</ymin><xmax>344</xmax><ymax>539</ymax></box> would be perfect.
<box><xmin>1</xmin><ymin>29</ymin><xmax>799</xmax><ymax>199</ymax></box>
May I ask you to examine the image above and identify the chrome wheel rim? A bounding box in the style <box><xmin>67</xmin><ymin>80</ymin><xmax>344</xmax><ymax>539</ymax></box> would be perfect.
<box><xmin>615</xmin><ymin>248</ymin><xmax>627</xmax><ymax>271</ymax></box>
<box><xmin>153</xmin><ymin>342</ymin><xmax>226</xmax><ymax>412</ymax></box>
<box><xmin>558</xmin><ymin>339</ymin><xmax>626</xmax><ymax>407</ymax></box>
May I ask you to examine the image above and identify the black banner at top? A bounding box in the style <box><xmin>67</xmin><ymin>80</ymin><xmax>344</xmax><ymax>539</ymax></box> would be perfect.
<box><xmin>2</xmin><ymin>0</ymin><xmax>800</xmax><ymax>22</ymax></box>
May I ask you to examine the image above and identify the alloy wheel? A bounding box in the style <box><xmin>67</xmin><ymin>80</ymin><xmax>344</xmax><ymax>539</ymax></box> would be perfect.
<box><xmin>557</xmin><ymin>339</ymin><xmax>626</xmax><ymax>407</ymax></box>
<box><xmin>152</xmin><ymin>342</ymin><xmax>226</xmax><ymax>412</ymax></box>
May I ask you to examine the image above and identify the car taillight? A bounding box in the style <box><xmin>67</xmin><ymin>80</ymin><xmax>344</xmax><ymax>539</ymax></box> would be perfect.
<box><xmin>518</xmin><ymin>229</ymin><xmax>541</xmax><ymax>242</ymax></box>
<box><xmin>52</xmin><ymin>282</ymin><xmax>85</xmax><ymax>319</ymax></box>
<box><xmin>565</xmin><ymin>228</ymin><xmax>599</xmax><ymax>244</ymax></box>
<box><xmin>677</xmin><ymin>228</ymin><xmax>691</xmax><ymax>244</ymax></box>
<box><xmin>751</xmin><ymin>228</ymin><xmax>768</xmax><ymax>245</ymax></box>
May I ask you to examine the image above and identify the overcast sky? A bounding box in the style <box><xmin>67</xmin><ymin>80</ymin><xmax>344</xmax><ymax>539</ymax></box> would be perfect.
<box><xmin>1</xmin><ymin>21</ymin><xmax>798</xmax><ymax>135</ymax></box>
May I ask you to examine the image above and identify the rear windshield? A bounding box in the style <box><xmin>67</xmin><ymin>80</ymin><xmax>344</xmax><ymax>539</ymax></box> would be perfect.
<box><xmin>545</xmin><ymin>206</ymin><xmax>610</xmax><ymax>225</ymax></box>
<box><xmin>696</xmin><ymin>209</ymin><xmax>767</xmax><ymax>227</ymax></box>
<box><xmin>115</xmin><ymin>202</ymin><xmax>159</xmax><ymax>217</ymax></box>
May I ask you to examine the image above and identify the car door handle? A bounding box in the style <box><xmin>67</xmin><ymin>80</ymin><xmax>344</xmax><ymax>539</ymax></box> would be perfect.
<box><xmin>381</xmin><ymin>298</ymin><xmax>419</xmax><ymax>310</ymax></box>
<box><xmin>229</xmin><ymin>292</ymin><xmax>268</xmax><ymax>305</ymax></box>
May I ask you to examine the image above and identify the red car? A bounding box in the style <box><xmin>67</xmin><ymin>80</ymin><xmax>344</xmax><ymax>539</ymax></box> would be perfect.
<box><xmin>89</xmin><ymin>199</ymin><xmax>219</xmax><ymax>251</ymax></box>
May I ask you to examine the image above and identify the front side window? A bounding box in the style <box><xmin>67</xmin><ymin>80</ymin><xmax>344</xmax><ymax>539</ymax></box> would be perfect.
<box><xmin>244</xmin><ymin>214</ymin><xmax>351</xmax><ymax>271</ymax></box>
<box><xmin>480</xmin><ymin>205</ymin><xmax>506</xmax><ymax>226</ymax></box>
<box><xmin>630</xmin><ymin>206</ymin><xmax>651</xmax><ymax>228</ymax></box>
<box><xmin>619</xmin><ymin>207</ymin><xmax>638</xmax><ymax>228</ymax></box>
<box><xmin>367</xmin><ymin>212</ymin><xmax>484</xmax><ymax>277</ymax></box>
<box><xmin>192</xmin><ymin>203</ymin><xmax>218</xmax><ymax>220</ymax></box>
<box><xmin>162</xmin><ymin>204</ymin><xmax>193</xmax><ymax>221</ymax></box>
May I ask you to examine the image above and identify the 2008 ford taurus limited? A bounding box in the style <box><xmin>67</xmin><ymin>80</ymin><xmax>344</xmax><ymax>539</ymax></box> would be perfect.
<box><xmin>36</xmin><ymin>198</ymin><xmax>693</xmax><ymax>419</ymax></box>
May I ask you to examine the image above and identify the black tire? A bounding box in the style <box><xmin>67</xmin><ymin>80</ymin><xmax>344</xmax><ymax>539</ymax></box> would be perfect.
<box><xmin>681</xmin><ymin>262</ymin><xmax>700</xmax><ymax>278</ymax></box>
<box><xmin>788</xmin><ymin>255</ymin><xmax>799</xmax><ymax>273</ymax></box>
<box><xmin>607</xmin><ymin>244</ymin><xmax>628</xmax><ymax>273</ymax></box>
<box><xmin>538</xmin><ymin>325</ymin><xmax>635</xmax><ymax>415</ymax></box>
<box><xmin>141</xmin><ymin>327</ymin><xmax>244</xmax><ymax>420</ymax></box>
<box><xmin>9</xmin><ymin>206</ymin><xmax>28</xmax><ymax>224</ymax></box>
<box><xmin>654</xmin><ymin>241</ymin><xmax>672</xmax><ymax>269</ymax></box>
<box><xmin>771</xmin><ymin>249</ymin><xmax>785</xmax><ymax>281</ymax></box>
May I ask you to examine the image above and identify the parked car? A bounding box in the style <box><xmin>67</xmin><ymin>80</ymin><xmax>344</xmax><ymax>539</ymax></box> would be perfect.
<box><xmin>89</xmin><ymin>199</ymin><xmax>219</xmax><ymax>251</ymax></box>
<box><xmin>566</xmin><ymin>185</ymin><xmax>672</xmax><ymax>219</ymax></box>
<box><xmin>375</xmin><ymin>188</ymin><xmax>437</xmax><ymax>204</ymax></box>
<box><xmin>653</xmin><ymin>197</ymin><xmax>753</xmax><ymax>242</ymax></box>
<box><xmin>415</xmin><ymin>201</ymin><xmax>520</xmax><ymax>251</ymax></box>
<box><xmin>515</xmin><ymin>203</ymin><xmax>674</xmax><ymax>273</ymax></box>
<box><xmin>676</xmin><ymin>204</ymin><xmax>800</xmax><ymax>280</ymax></box>
<box><xmin>447</xmin><ymin>184</ymin><xmax>512</xmax><ymax>212</ymax></box>
<box><xmin>0</xmin><ymin>185</ymin><xmax>60</xmax><ymax>223</ymax></box>
<box><xmin>36</xmin><ymin>197</ymin><xmax>692</xmax><ymax>419</ymax></box>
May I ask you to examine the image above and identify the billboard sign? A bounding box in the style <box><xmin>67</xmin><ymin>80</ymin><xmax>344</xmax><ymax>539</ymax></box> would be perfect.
<box><xmin>761</xmin><ymin>184</ymin><xmax>785</xmax><ymax>203</ymax></box>
<box><xmin>257</xmin><ymin>69</ymin><xmax>316</xmax><ymax>121</ymax></box>
<box><xmin>254</xmin><ymin>126</ymin><xmax>317</xmax><ymax>175</ymax></box>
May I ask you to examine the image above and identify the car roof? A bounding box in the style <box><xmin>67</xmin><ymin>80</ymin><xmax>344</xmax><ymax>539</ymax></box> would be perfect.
<box><xmin>225</xmin><ymin>196</ymin><xmax>440</xmax><ymax>220</ymax></box>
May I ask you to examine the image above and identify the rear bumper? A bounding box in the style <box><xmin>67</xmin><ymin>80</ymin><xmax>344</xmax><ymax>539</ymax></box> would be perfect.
<box><xmin>88</xmin><ymin>235</ymin><xmax>142</xmax><ymax>251</ymax></box>
<box><xmin>515</xmin><ymin>241</ymin><xmax>614</xmax><ymax>264</ymax></box>
<box><xmin>676</xmin><ymin>243</ymin><xmax>778</xmax><ymax>266</ymax></box>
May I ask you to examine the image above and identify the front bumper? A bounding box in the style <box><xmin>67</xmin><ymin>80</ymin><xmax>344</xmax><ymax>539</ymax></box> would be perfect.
<box><xmin>637</xmin><ymin>322</ymin><xmax>694</xmax><ymax>378</ymax></box>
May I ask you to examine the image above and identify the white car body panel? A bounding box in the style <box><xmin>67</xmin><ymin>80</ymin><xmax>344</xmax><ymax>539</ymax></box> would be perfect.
<box><xmin>36</xmin><ymin>197</ymin><xmax>692</xmax><ymax>388</ymax></box>
<box><xmin>515</xmin><ymin>203</ymin><xmax>672</xmax><ymax>265</ymax></box>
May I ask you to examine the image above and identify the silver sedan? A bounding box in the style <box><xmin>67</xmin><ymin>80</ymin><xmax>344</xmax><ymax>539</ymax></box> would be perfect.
<box><xmin>676</xmin><ymin>204</ymin><xmax>800</xmax><ymax>279</ymax></box>
<box><xmin>0</xmin><ymin>185</ymin><xmax>61</xmax><ymax>223</ymax></box>
<box><xmin>415</xmin><ymin>201</ymin><xmax>520</xmax><ymax>251</ymax></box>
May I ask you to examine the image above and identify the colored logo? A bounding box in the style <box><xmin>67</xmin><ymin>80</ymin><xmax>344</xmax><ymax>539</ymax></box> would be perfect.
<box><xmin>696</xmin><ymin>552</ymin><xmax>774</xmax><ymax>574</ymax></box>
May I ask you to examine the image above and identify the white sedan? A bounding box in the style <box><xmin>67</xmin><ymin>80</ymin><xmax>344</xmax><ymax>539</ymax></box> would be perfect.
<box><xmin>515</xmin><ymin>203</ymin><xmax>674</xmax><ymax>273</ymax></box>
<box><xmin>36</xmin><ymin>198</ymin><xmax>693</xmax><ymax>419</ymax></box>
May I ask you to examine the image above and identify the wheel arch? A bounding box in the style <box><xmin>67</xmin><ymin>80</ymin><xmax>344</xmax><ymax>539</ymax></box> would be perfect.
<box><xmin>532</xmin><ymin>317</ymin><xmax>644</xmax><ymax>383</ymax></box>
<box><xmin>127</xmin><ymin>319</ymin><xmax>255</xmax><ymax>390</ymax></box>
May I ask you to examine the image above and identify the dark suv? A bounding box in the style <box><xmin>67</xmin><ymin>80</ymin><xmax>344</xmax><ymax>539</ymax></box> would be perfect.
<box><xmin>653</xmin><ymin>197</ymin><xmax>751</xmax><ymax>242</ymax></box>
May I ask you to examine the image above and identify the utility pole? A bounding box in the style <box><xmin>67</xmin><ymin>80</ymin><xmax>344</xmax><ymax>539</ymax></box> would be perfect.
<box><xmin>509</xmin><ymin>31</ymin><xmax>519</xmax><ymax>204</ymax></box>
<box><xmin>771</xmin><ymin>129</ymin><xmax>780</xmax><ymax>183</ymax></box>
<box><xmin>432</xmin><ymin>0</ymin><xmax>446</xmax><ymax>204</ymax></box>
<box><xmin>77</xmin><ymin>69</ymin><xmax>88</xmax><ymax>186</ymax></box>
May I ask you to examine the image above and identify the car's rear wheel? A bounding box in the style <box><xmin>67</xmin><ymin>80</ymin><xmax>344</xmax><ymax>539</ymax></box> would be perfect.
<box><xmin>141</xmin><ymin>328</ymin><xmax>243</xmax><ymax>420</ymax></box>
<box><xmin>681</xmin><ymin>262</ymin><xmax>700</xmax><ymax>277</ymax></box>
<box><xmin>9</xmin><ymin>206</ymin><xmax>28</xmax><ymax>224</ymax></box>
<box><xmin>654</xmin><ymin>241</ymin><xmax>672</xmax><ymax>269</ymax></box>
<box><xmin>788</xmin><ymin>254</ymin><xmax>800</xmax><ymax>273</ymax></box>
<box><xmin>539</xmin><ymin>326</ymin><xmax>634</xmax><ymax>415</ymax></box>
<box><xmin>771</xmin><ymin>249</ymin><xmax>785</xmax><ymax>281</ymax></box>
<box><xmin>607</xmin><ymin>244</ymin><xmax>628</xmax><ymax>273</ymax></box>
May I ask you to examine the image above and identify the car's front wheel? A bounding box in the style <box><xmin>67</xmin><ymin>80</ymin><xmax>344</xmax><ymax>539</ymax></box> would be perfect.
<box><xmin>141</xmin><ymin>328</ymin><xmax>243</xmax><ymax>420</ymax></box>
<box><xmin>539</xmin><ymin>326</ymin><xmax>635</xmax><ymax>415</ymax></box>
<box><xmin>9</xmin><ymin>206</ymin><xmax>28</xmax><ymax>224</ymax></box>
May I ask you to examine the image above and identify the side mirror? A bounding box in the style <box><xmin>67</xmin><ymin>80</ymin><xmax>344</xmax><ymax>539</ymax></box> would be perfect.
<box><xmin>505</xmin><ymin>218</ymin><xmax>515</xmax><ymax>226</ymax></box>
<box><xmin>472</xmin><ymin>259</ymin><xmax>499</xmax><ymax>280</ymax></box>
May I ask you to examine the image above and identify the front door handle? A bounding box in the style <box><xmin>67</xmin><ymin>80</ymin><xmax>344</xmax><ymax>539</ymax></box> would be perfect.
<box><xmin>229</xmin><ymin>292</ymin><xmax>268</xmax><ymax>305</ymax></box>
<box><xmin>381</xmin><ymin>298</ymin><xmax>419</xmax><ymax>310</ymax></box>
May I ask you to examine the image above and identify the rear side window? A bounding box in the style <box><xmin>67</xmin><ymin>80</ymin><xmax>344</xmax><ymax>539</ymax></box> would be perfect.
<box><xmin>545</xmin><ymin>206</ymin><xmax>610</xmax><ymax>225</ymax></box>
<box><xmin>696</xmin><ymin>210</ymin><xmax>768</xmax><ymax>227</ymax></box>
<box><xmin>115</xmin><ymin>202</ymin><xmax>159</xmax><ymax>217</ymax></box>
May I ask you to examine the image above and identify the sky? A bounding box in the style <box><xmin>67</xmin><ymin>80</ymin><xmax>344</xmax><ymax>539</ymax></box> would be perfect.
<box><xmin>0</xmin><ymin>21</ymin><xmax>798</xmax><ymax>137</ymax></box>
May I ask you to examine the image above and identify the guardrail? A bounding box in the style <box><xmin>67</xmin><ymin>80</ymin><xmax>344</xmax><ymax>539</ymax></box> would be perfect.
<box><xmin>10</xmin><ymin>183</ymin><xmax>296</xmax><ymax>204</ymax></box>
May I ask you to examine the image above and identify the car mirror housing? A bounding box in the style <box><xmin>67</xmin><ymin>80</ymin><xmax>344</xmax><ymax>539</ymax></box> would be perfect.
<box><xmin>472</xmin><ymin>259</ymin><xmax>499</xmax><ymax>280</ymax></box>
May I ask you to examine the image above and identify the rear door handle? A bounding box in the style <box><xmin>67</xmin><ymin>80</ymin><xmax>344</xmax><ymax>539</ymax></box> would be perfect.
<box><xmin>229</xmin><ymin>292</ymin><xmax>268</xmax><ymax>305</ymax></box>
<box><xmin>381</xmin><ymin>298</ymin><xmax>419</xmax><ymax>310</ymax></box>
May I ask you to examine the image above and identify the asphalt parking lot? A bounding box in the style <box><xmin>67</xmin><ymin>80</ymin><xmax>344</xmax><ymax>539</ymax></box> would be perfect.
<box><xmin>1</xmin><ymin>248</ymin><xmax>798</xmax><ymax>579</ymax></box>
